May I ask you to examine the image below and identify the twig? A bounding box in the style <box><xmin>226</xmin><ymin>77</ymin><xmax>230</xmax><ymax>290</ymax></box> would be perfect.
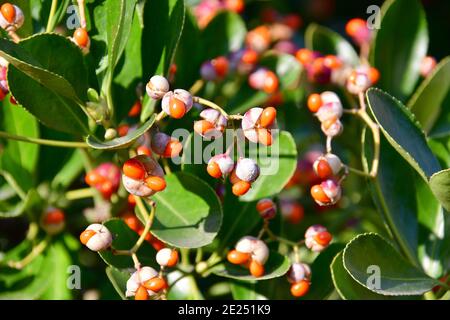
<box><xmin>7</xmin><ymin>236</ymin><xmax>51</xmax><ymax>269</ymax></box>
<box><xmin>0</xmin><ymin>131</ymin><xmax>89</xmax><ymax>148</ymax></box>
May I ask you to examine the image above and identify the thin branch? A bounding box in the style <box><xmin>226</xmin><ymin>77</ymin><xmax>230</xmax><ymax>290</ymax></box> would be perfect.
<box><xmin>0</xmin><ymin>131</ymin><xmax>89</xmax><ymax>148</ymax></box>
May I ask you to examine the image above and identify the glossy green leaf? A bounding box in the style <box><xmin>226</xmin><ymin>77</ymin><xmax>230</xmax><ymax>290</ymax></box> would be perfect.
<box><xmin>86</xmin><ymin>114</ymin><xmax>155</xmax><ymax>150</ymax></box>
<box><xmin>230</xmin><ymin>282</ymin><xmax>267</xmax><ymax>300</ymax></box>
<box><xmin>370</xmin><ymin>0</ymin><xmax>428</xmax><ymax>101</ymax></box>
<box><xmin>362</xmin><ymin>133</ymin><xmax>419</xmax><ymax>266</ymax></box>
<box><xmin>1</xmin><ymin>100</ymin><xmax>39</xmax><ymax>173</ymax></box>
<box><xmin>141</xmin><ymin>0</ymin><xmax>185</xmax><ymax>79</ymax></box>
<box><xmin>307</xmin><ymin>244</ymin><xmax>345</xmax><ymax>299</ymax></box>
<box><xmin>241</xmin><ymin>131</ymin><xmax>298</xmax><ymax>201</ymax></box>
<box><xmin>408</xmin><ymin>57</ymin><xmax>450</xmax><ymax>132</ymax></box>
<box><xmin>201</xmin><ymin>11</ymin><xmax>246</xmax><ymax>60</ymax></box>
<box><xmin>212</xmin><ymin>251</ymin><xmax>290</xmax><ymax>281</ymax></box>
<box><xmin>106</xmin><ymin>266</ymin><xmax>129</xmax><ymax>300</ymax></box>
<box><xmin>429</xmin><ymin>169</ymin><xmax>450</xmax><ymax>212</ymax></box>
<box><xmin>416</xmin><ymin>175</ymin><xmax>448</xmax><ymax>278</ymax></box>
<box><xmin>51</xmin><ymin>150</ymin><xmax>85</xmax><ymax>189</ymax></box>
<box><xmin>305</xmin><ymin>23</ymin><xmax>359</xmax><ymax>66</ymax></box>
<box><xmin>152</xmin><ymin>172</ymin><xmax>222</xmax><ymax>248</ymax></box>
<box><xmin>167</xmin><ymin>271</ymin><xmax>204</xmax><ymax>300</ymax></box>
<box><xmin>140</xmin><ymin>0</ymin><xmax>185</xmax><ymax>117</ymax></box>
<box><xmin>40</xmin><ymin>241</ymin><xmax>73</xmax><ymax>300</ymax></box>
<box><xmin>366</xmin><ymin>88</ymin><xmax>441</xmax><ymax>181</ymax></box>
<box><xmin>99</xmin><ymin>218</ymin><xmax>157</xmax><ymax>269</ymax></box>
<box><xmin>343</xmin><ymin>233</ymin><xmax>438</xmax><ymax>296</ymax></box>
<box><xmin>331</xmin><ymin>252</ymin><xmax>389</xmax><ymax>300</ymax></box>
<box><xmin>4</xmin><ymin>34</ymin><xmax>90</xmax><ymax>135</ymax></box>
<box><xmin>105</xmin><ymin>0</ymin><xmax>138</xmax><ymax>74</ymax></box>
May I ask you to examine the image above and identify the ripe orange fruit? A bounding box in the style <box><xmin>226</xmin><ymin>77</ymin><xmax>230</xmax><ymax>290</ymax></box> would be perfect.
<box><xmin>227</xmin><ymin>250</ymin><xmax>250</xmax><ymax>265</ymax></box>
<box><xmin>249</xmin><ymin>260</ymin><xmax>265</xmax><ymax>277</ymax></box>
<box><xmin>194</xmin><ymin>120</ymin><xmax>215</xmax><ymax>136</ymax></box>
<box><xmin>135</xmin><ymin>286</ymin><xmax>149</xmax><ymax>300</ymax></box>
<box><xmin>259</xmin><ymin>107</ymin><xmax>277</xmax><ymax>128</ymax></box>
<box><xmin>307</xmin><ymin>94</ymin><xmax>322</xmax><ymax>113</ymax></box>
<box><xmin>232</xmin><ymin>181</ymin><xmax>251</xmax><ymax>196</ymax></box>
<box><xmin>257</xmin><ymin>128</ymin><xmax>273</xmax><ymax>146</ymax></box>
<box><xmin>1</xmin><ymin>3</ymin><xmax>16</xmax><ymax>23</ymax></box>
<box><xmin>163</xmin><ymin>140</ymin><xmax>182</xmax><ymax>158</ymax></box>
<box><xmin>73</xmin><ymin>28</ymin><xmax>89</xmax><ymax>47</ymax></box>
<box><xmin>169</xmin><ymin>98</ymin><xmax>186</xmax><ymax>119</ymax></box>
<box><xmin>143</xmin><ymin>277</ymin><xmax>166</xmax><ymax>292</ymax></box>
<box><xmin>310</xmin><ymin>185</ymin><xmax>331</xmax><ymax>203</ymax></box>
<box><xmin>79</xmin><ymin>229</ymin><xmax>96</xmax><ymax>245</ymax></box>
<box><xmin>123</xmin><ymin>158</ymin><xmax>146</xmax><ymax>180</ymax></box>
<box><xmin>207</xmin><ymin>162</ymin><xmax>222</xmax><ymax>179</ymax></box>
<box><xmin>145</xmin><ymin>176</ymin><xmax>166</xmax><ymax>192</ymax></box>
<box><xmin>314</xmin><ymin>231</ymin><xmax>332</xmax><ymax>246</ymax></box>
<box><xmin>291</xmin><ymin>280</ymin><xmax>310</xmax><ymax>297</ymax></box>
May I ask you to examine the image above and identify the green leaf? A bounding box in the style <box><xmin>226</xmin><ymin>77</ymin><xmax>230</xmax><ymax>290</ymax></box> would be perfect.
<box><xmin>40</xmin><ymin>240</ymin><xmax>73</xmax><ymax>300</ymax></box>
<box><xmin>408</xmin><ymin>57</ymin><xmax>450</xmax><ymax>132</ymax></box>
<box><xmin>305</xmin><ymin>23</ymin><xmax>359</xmax><ymax>66</ymax></box>
<box><xmin>106</xmin><ymin>266</ymin><xmax>129</xmax><ymax>300</ymax></box>
<box><xmin>99</xmin><ymin>219</ymin><xmax>157</xmax><ymax>269</ymax></box>
<box><xmin>331</xmin><ymin>252</ymin><xmax>389</xmax><ymax>300</ymax></box>
<box><xmin>140</xmin><ymin>0</ymin><xmax>185</xmax><ymax>117</ymax></box>
<box><xmin>3</xmin><ymin>34</ymin><xmax>90</xmax><ymax>135</ymax></box>
<box><xmin>201</xmin><ymin>10</ymin><xmax>246</xmax><ymax>60</ymax></box>
<box><xmin>1</xmin><ymin>100</ymin><xmax>39</xmax><ymax>173</ymax></box>
<box><xmin>105</xmin><ymin>0</ymin><xmax>138</xmax><ymax>74</ymax></box>
<box><xmin>141</xmin><ymin>0</ymin><xmax>185</xmax><ymax>79</ymax></box>
<box><xmin>366</xmin><ymin>88</ymin><xmax>441</xmax><ymax>181</ymax></box>
<box><xmin>362</xmin><ymin>133</ymin><xmax>419</xmax><ymax>266</ymax></box>
<box><xmin>429</xmin><ymin>169</ymin><xmax>450</xmax><ymax>212</ymax></box>
<box><xmin>173</xmin><ymin>11</ymin><xmax>202</xmax><ymax>89</ymax></box>
<box><xmin>241</xmin><ymin>131</ymin><xmax>298</xmax><ymax>201</ymax></box>
<box><xmin>167</xmin><ymin>271</ymin><xmax>204</xmax><ymax>300</ymax></box>
<box><xmin>416</xmin><ymin>175</ymin><xmax>448</xmax><ymax>278</ymax></box>
<box><xmin>212</xmin><ymin>251</ymin><xmax>290</xmax><ymax>281</ymax></box>
<box><xmin>86</xmin><ymin>114</ymin><xmax>155</xmax><ymax>150</ymax></box>
<box><xmin>306</xmin><ymin>244</ymin><xmax>345</xmax><ymax>299</ymax></box>
<box><xmin>51</xmin><ymin>150</ymin><xmax>85</xmax><ymax>189</ymax></box>
<box><xmin>370</xmin><ymin>0</ymin><xmax>428</xmax><ymax>101</ymax></box>
<box><xmin>230</xmin><ymin>282</ymin><xmax>267</xmax><ymax>300</ymax></box>
<box><xmin>152</xmin><ymin>172</ymin><xmax>223</xmax><ymax>248</ymax></box>
<box><xmin>343</xmin><ymin>233</ymin><xmax>438</xmax><ymax>296</ymax></box>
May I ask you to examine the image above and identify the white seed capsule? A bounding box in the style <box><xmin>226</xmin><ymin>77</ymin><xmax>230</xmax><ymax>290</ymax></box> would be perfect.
<box><xmin>235</xmin><ymin>236</ymin><xmax>269</xmax><ymax>265</ymax></box>
<box><xmin>288</xmin><ymin>263</ymin><xmax>311</xmax><ymax>283</ymax></box>
<box><xmin>235</xmin><ymin>158</ymin><xmax>260</xmax><ymax>183</ymax></box>
<box><xmin>313</xmin><ymin>154</ymin><xmax>342</xmax><ymax>177</ymax></box>
<box><xmin>126</xmin><ymin>266</ymin><xmax>159</xmax><ymax>298</ymax></box>
<box><xmin>305</xmin><ymin>225</ymin><xmax>330</xmax><ymax>252</ymax></box>
<box><xmin>0</xmin><ymin>4</ymin><xmax>24</xmax><ymax>31</ymax></box>
<box><xmin>122</xmin><ymin>155</ymin><xmax>165</xmax><ymax>197</ymax></box>
<box><xmin>82</xmin><ymin>224</ymin><xmax>113</xmax><ymax>251</ymax></box>
<box><xmin>236</xmin><ymin>236</ymin><xmax>257</xmax><ymax>254</ymax></box>
<box><xmin>208</xmin><ymin>154</ymin><xmax>234</xmax><ymax>176</ymax></box>
<box><xmin>161</xmin><ymin>89</ymin><xmax>193</xmax><ymax>116</ymax></box>
<box><xmin>321</xmin><ymin>119</ymin><xmax>343</xmax><ymax>137</ymax></box>
<box><xmin>146</xmin><ymin>75</ymin><xmax>170</xmax><ymax>100</ymax></box>
<box><xmin>156</xmin><ymin>248</ymin><xmax>178</xmax><ymax>267</ymax></box>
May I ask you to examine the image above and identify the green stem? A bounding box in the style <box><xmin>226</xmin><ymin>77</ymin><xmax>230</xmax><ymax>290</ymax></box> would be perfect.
<box><xmin>180</xmin><ymin>248</ymin><xmax>190</xmax><ymax>268</ymax></box>
<box><xmin>193</xmin><ymin>97</ymin><xmax>230</xmax><ymax>118</ymax></box>
<box><xmin>7</xmin><ymin>236</ymin><xmax>51</xmax><ymax>269</ymax></box>
<box><xmin>46</xmin><ymin>0</ymin><xmax>59</xmax><ymax>33</ymax></box>
<box><xmin>65</xmin><ymin>188</ymin><xmax>97</xmax><ymax>201</ymax></box>
<box><xmin>0</xmin><ymin>131</ymin><xmax>88</xmax><ymax>149</ymax></box>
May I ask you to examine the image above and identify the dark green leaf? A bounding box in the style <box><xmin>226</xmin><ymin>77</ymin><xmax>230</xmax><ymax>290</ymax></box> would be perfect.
<box><xmin>105</xmin><ymin>266</ymin><xmax>129</xmax><ymax>300</ymax></box>
<box><xmin>305</xmin><ymin>23</ymin><xmax>359</xmax><ymax>66</ymax></box>
<box><xmin>331</xmin><ymin>252</ymin><xmax>389</xmax><ymax>300</ymax></box>
<box><xmin>4</xmin><ymin>34</ymin><xmax>90</xmax><ymax>135</ymax></box>
<box><xmin>370</xmin><ymin>0</ymin><xmax>428</xmax><ymax>101</ymax></box>
<box><xmin>343</xmin><ymin>233</ymin><xmax>438</xmax><ymax>296</ymax></box>
<box><xmin>408</xmin><ymin>57</ymin><xmax>450</xmax><ymax>132</ymax></box>
<box><xmin>152</xmin><ymin>172</ymin><xmax>223</xmax><ymax>248</ymax></box>
<box><xmin>212</xmin><ymin>251</ymin><xmax>290</xmax><ymax>281</ymax></box>
<box><xmin>201</xmin><ymin>10</ymin><xmax>246</xmax><ymax>60</ymax></box>
<box><xmin>306</xmin><ymin>243</ymin><xmax>344</xmax><ymax>299</ymax></box>
<box><xmin>241</xmin><ymin>131</ymin><xmax>298</xmax><ymax>201</ymax></box>
<box><xmin>86</xmin><ymin>114</ymin><xmax>155</xmax><ymax>150</ymax></box>
<box><xmin>429</xmin><ymin>169</ymin><xmax>450</xmax><ymax>212</ymax></box>
<box><xmin>99</xmin><ymin>218</ymin><xmax>157</xmax><ymax>269</ymax></box>
<box><xmin>366</xmin><ymin>88</ymin><xmax>441</xmax><ymax>181</ymax></box>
